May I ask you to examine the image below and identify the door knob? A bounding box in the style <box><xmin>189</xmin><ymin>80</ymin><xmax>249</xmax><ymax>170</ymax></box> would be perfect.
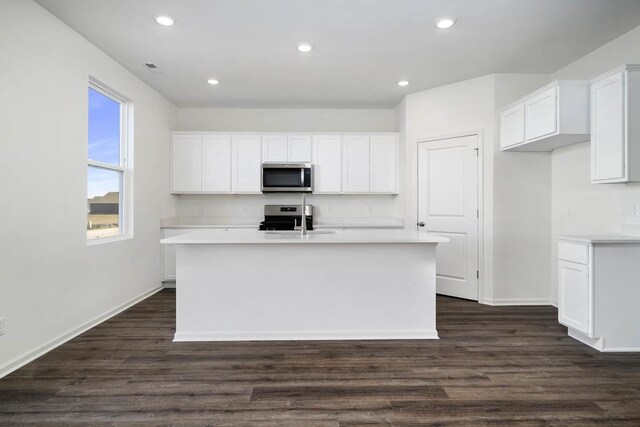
<box><xmin>417</xmin><ymin>221</ymin><xmax>425</xmax><ymax>227</ymax></box>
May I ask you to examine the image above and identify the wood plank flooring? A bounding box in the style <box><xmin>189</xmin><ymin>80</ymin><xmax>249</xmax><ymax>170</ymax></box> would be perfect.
<box><xmin>2</xmin><ymin>290</ymin><xmax>640</xmax><ymax>425</ymax></box>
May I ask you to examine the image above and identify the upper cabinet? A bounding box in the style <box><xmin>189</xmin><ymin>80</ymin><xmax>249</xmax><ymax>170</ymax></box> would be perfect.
<box><xmin>313</xmin><ymin>134</ymin><xmax>342</xmax><ymax>193</ymax></box>
<box><xmin>500</xmin><ymin>103</ymin><xmax>525</xmax><ymax>149</ymax></box>
<box><xmin>171</xmin><ymin>133</ymin><xmax>202</xmax><ymax>193</ymax></box>
<box><xmin>171</xmin><ymin>132</ymin><xmax>399</xmax><ymax>195</ymax></box>
<box><xmin>202</xmin><ymin>134</ymin><xmax>231</xmax><ymax>192</ymax></box>
<box><xmin>343</xmin><ymin>134</ymin><xmax>399</xmax><ymax>194</ymax></box>
<box><xmin>343</xmin><ymin>135</ymin><xmax>371</xmax><ymax>193</ymax></box>
<box><xmin>232</xmin><ymin>134</ymin><xmax>262</xmax><ymax>193</ymax></box>
<box><xmin>171</xmin><ymin>132</ymin><xmax>261</xmax><ymax>194</ymax></box>
<box><xmin>500</xmin><ymin>81</ymin><xmax>590</xmax><ymax>151</ymax></box>
<box><xmin>261</xmin><ymin>134</ymin><xmax>312</xmax><ymax>163</ymax></box>
<box><xmin>591</xmin><ymin>65</ymin><xmax>640</xmax><ymax>184</ymax></box>
<box><xmin>370</xmin><ymin>135</ymin><xmax>399</xmax><ymax>193</ymax></box>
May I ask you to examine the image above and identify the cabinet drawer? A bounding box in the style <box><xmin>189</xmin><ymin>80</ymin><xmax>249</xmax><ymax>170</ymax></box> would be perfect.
<box><xmin>558</xmin><ymin>241</ymin><xmax>589</xmax><ymax>264</ymax></box>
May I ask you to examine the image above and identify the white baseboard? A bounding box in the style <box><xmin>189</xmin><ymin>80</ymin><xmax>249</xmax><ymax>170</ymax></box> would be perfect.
<box><xmin>174</xmin><ymin>329</ymin><xmax>439</xmax><ymax>342</ymax></box>
<box><xmin>0</xmin><ymin>286</ymin><xmax>163</xmax><ymax>379</ymax></box>
<box><xmin>482</xmin><ymin>298</ymin><xmax>554</xmax><ymax>306</ymax></box>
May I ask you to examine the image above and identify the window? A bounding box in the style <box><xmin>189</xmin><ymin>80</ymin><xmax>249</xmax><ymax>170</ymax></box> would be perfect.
<box><xmin>87</xmin><ymin>80</ymin><xmax>132</xmax><ymax>242</ymax></box>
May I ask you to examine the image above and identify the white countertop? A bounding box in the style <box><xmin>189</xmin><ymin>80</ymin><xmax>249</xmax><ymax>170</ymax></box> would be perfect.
<box><xmin>558</xmin><ymin>235</ymin><xmax>640</xmax><ymax>244</ymax></box>
<box><xmin>161</xmin><ymin>228</ymin><xmax>448</xmax><ymax>245</ymax></box>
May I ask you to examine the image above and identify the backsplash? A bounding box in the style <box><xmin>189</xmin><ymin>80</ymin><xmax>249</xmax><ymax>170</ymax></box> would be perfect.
<box><xmin>173</xmin><ymin>194</ymin><xmax>404</xmax><ymax>222</ymax></box>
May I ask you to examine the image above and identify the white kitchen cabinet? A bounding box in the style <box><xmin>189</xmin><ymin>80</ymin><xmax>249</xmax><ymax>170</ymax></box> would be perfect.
<box><xmin>500</xmin><ymin>81</ymin><xmax>590</xmax><ymax>151</ymax></box>
<box><xmin>312</xmin><ymin>134</ymin><xmax>342</xmax><ymax>193</ymax></box>
<box><xmin>343</xmin><ymin>135</ymin><xmax>371</xmax><ymax>193</ymax></box>
<box><xmin>557</xmin><ymin>237</ymin><xmax>640</xmax><ymax>352</ymax></box>
<box><xmin>500</xmin><ymin>102</ymin><xmax>525</xmax><ymax>150</ymax></box>
<box><xmin>261</xmin><ymin>134</ymin><xmax>288</xmax><ymax>162</ymax></box>
<box><xmin>370</xmin><ymin>135</ymin><xmax>399</xmax><ymax>193</ymax></box>
<box><xmin>525</xmin><ymin>86</ymin><xmax>557</xmax><ymax>141</ymax></box>
<box><xmin>288</xmin><ymin>134</ymin><xmax>312</xmax><ymax>162</ymax></box>
<box><xmin>171</xmin><ymin>134</ymin><xmax>202</xmax><ymax>193</ymax></box>
<box><xmin>558</xmin><ymin>259</ymin><xmax>591</xmax><ymax>335</ymax></box>
<box><xmin>591</xmin><ymin>65</ymin><xmax>640</xmax><ymax>183</ymax></box>
<box><xmin>232</xmin><ymin>134</ymin><xmax>262</xmax><ymax>193</ymax></box>
<box><xmin>261</xmin><ymin>134</ymin><xmax>312</xmax><ymax>163</ymax></box>
<box><xmin>172</xmin><ymin>131</ymin><xmax>398</xmax><ymax>195</ymax></box>
<box><xmin>202</xmin><ymin>134</ymin><xmax>232</xmax><ymax>192</ymax></box>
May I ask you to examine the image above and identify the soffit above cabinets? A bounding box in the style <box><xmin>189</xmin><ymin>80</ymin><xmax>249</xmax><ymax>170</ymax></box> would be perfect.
<box><xmin>34</xmin><ymin>0</ymin><xmax>640</xmax><ymax>108</ymax></box>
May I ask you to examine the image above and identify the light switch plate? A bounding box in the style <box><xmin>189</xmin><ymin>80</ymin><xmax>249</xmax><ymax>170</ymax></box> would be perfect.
<box><xmin>0</xmin><ymin>317</ymin><xmax>5</xmax><ymax>336</ymax></box>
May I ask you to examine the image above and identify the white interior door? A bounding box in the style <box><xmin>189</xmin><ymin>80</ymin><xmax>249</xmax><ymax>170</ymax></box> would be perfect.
<box><xmin>418</xmin><ymin>134</ymin><xmax>479</xmax><ymax>300</ymax></box>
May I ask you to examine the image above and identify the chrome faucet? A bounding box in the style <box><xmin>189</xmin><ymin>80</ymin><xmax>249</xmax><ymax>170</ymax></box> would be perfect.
<box><xmin>300</xmin><ymin>192</ymin><xmax>307</xmax><ymax>235</ymax></box>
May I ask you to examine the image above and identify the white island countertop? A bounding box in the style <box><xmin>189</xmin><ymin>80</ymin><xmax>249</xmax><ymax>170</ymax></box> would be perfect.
<box><xmin>161</xmin><ymin>228</ymin><xmax>448</xmax><ymax>245</ymax></box>
<box><xmin>558</xmin><ymin>235</ymin><xmax>640</xmax><ymax>244</ymax></box>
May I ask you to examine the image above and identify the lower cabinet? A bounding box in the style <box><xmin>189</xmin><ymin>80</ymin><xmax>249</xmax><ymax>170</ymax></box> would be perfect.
<box><xmin>558</xmin><ymin>259</ymin><xmax>591</xmax><ymax>335</ymax></box>
<box><xmin>557</xmin><ymin>238</ymin><xmax>640</xmax><ymax>352</ymax></box>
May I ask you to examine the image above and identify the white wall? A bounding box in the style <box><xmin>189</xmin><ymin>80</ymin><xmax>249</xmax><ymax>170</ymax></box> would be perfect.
<box><xmin>177</xmin><ymin>108</ymin><xmax>396</xmax><ymax>132</ymax></box>
<box><xmin>492</xmin><ymin>74</ymin><xmax>553</xmax><ymax>304</ymax></box>
<box><xmin>401</xmin><ymin>73</ymin><xmax>552</xmax><ymax>304</ymax></box>
<box><xmin>0</xmin><ymin>0</ymin><xmax>177</xmax><ymax>376</ymax></box>
<box><xmin>175</xmin><ymin>107</ymin><xmax>404</xmax><ymax>222</ymax></box>
<box><xmin>548</xmin><ymin>24</ymin><xmax>640</xmax><ymax>302</ymax></box>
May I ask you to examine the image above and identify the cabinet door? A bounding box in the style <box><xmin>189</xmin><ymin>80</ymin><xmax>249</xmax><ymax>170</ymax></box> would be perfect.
<box><xmin>262</xmin><ymin>134</ymin><xmax>288</xmax><ymax>162</ymax></box>
<box><xmin>171</xmin><ymin>134</ymin><xmax>202</xmax><ymax>192</ymax></box>
<box><xmin>343</xmin><ymin>135</ymin><xmax>370</xmax><ymax>193</ymax></box>
<box><xmin>370</xmin><ymin>135</ymin><xmax>398</xmax><ymax>193</ymax></box>
<box><xmin>232</xmin><ymin>135</ymin><xmax>262</xmax><ymax>193</ymax></box>
<box><xmin>288</xmin><ymin>134</ymin><xmax>312</xmax><ymax>162</ymax></box>
<box><xmin>558</xmin><ymin>260</ymin><xmax>591</xmax><ymax>335</ymax></box>
<box><xmin>202</xmin><ymin>134</ymin><xmax>231</xmax><ymax>192</ymax></box>
<box><xmin>500</xmin><ymin>102</ymin><xmax>525</xmax><ymax>149</ymax></box>
<box><xmin>591</xmin><ymin>70</ymin><xmax>626</xmax><ymax>182</ymax></box>
<box><xmin>313</xmin><ymin>135</ymin><xmax>342</xmax><ymax>193</ymax></box>
<box><xmin>525</xmin><ymin>87</ymin><xmax>558</xmax><ymax>140</ymax></box>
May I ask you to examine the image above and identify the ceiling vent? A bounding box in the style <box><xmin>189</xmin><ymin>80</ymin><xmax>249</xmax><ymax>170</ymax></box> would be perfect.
<box><xmin>143</xmin><ymin>62</ymin><xmax>163</xmax><ymax>74</ymax></box>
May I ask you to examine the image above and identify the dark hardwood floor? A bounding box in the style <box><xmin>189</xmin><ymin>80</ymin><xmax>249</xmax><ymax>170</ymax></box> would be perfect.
<box><xmin>2</xmin><ymin>290</ymin><xmax>640</xmax><ymax>426</ymax></box>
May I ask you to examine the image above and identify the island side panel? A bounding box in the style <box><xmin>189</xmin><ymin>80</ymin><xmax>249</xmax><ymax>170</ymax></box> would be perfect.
<box><xmin>174</xmin><ymin>243</ymin><xmax>437</xmax><ymax>341</ymax></box>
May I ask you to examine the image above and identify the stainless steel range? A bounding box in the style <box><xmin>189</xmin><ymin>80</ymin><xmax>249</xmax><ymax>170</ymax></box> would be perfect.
<box><xmin>259</xmin><ymin>204</ymin><xmax>313</xmax><ymax>231</ymax></box>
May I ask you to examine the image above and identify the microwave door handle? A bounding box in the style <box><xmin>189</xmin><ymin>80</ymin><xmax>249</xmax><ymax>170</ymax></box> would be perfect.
<box><xmin>301</xmin><ymin>168</ymin><xmax>304</xmax><ymax>186</ymax></box>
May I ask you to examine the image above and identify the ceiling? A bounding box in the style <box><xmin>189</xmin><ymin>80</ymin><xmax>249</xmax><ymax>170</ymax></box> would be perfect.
<box><xmin>36</xmin><ymin>0</ymin><xmax>640</xmax><ymax>108</ymax></box>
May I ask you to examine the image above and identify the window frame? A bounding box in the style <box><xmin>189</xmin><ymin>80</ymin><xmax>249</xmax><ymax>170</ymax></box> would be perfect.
<box><xmin>87</xmin><ymin>78</ymin><xmax>134</xmax><ymax>245</ymax></box>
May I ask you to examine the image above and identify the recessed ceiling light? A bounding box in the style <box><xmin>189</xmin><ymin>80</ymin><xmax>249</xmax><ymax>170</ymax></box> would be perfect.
<box><xmin>154</xmin><ymin>15</ymin><xmax>175</xmax><ymax>26</ymax></box>
<box><xmin>207</xmin><ymin>79</ymin><xmax>219</xmax><ymax>85</ymax></box>
<box><xmin>297</xmin><ymin>44</ymin><xmax>313</xmax><ymax>53</ymax></box>
<box><xmin>436</xmin><ymin>18</ymin><xmax>455</xmax><ymax>29</ymax></box>
<box><xmin>398</xmin><ymin>80</ymin><xmax>409</xmax><ymax>87</ymax></box>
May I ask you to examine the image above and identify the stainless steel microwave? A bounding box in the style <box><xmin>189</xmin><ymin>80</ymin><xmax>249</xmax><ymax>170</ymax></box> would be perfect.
<box><xmin>261</xmin><ymin>163</ymin><xmax>313</xmax><ymax>193</ymax></box>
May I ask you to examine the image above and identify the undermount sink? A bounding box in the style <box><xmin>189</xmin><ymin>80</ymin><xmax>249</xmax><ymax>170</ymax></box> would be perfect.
<box><xmin>264</xmin><ymin>230</ymin><xmax>340</xmax><ymax>235</ymax></box>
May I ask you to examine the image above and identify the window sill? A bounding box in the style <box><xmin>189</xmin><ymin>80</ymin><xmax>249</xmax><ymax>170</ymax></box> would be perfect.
<box><xmin>87</xmin><ymin>234</ymin><xmax>132</xmax><ymax>246</ymax></box>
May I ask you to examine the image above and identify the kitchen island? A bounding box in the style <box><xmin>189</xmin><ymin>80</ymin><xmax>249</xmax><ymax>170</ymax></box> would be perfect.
<box><xmin>161</xmin><ymin>229</ymin><xmax>448</xmax><ymax>342</ymax></box>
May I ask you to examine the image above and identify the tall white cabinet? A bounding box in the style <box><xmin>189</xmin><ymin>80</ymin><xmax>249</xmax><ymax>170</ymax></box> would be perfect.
<box><xmin>591</xmin><ymin>65</ymin><xmax>640</xmax><ymax>183</ymax></box>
